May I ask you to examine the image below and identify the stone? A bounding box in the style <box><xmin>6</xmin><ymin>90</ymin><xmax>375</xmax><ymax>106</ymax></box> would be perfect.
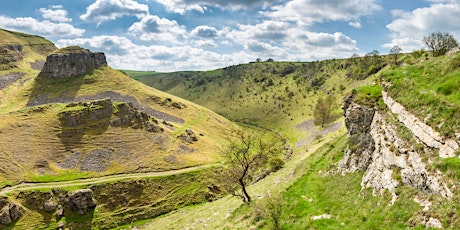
<box><xmin>43</xmin><ymin>198</ymin><xmax>57</xmax><ymax>212</ymax></box>
<box><xmin>311</xmin><ymin>214</ymin><xmax>331</xmax><ymax>220</ymax></box>
<box><xmin>67</xmin><ymin>189</ymin><xmax>97</xmax><ymax>215</ymax></box>
<box><xmin>425</xmin><ymin>217</ymin><xmax>443</xmax><ymax>228</ymax></box>
<box><xmin>0</xmin><ymin>201</ymin><xmax>21</xmax><ymax>225</ymax></box>
<box><xmin>40</xmin><ymin>46</ymin><xmax>107</xmax><ymax>78</ymax></box>
<box><xmin>382</xmin><ymin>91</ymin><xmax>458</xmax><ymax>158</ymax></box>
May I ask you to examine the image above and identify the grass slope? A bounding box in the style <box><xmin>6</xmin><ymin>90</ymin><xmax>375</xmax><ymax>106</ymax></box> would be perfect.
<box><xmin>0</xmin><ymin>30</ymin><xmax>233</xmax><ymax>184</ymax></box>
<box><xmin>129</xmin><ymin>58</ymin><xmax>382</xmax><ymax>145</ymax></box>
<box><xmin>382</xmin><ymin>52</ymin><xmax>460</xmax><ymax>138</ymax></box>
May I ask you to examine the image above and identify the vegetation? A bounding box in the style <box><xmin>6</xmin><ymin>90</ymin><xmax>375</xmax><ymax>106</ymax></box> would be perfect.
<box><xmin>221</xmin><ymin>127</ymin><xmax>285</xmax><ymax>202</ymax></box>
<box><xmin>313</xmin><ymin>93</ymin><xmax>337</xmax><ymax>127</ymax></box>
<box><xmin>382</xmin><ymin>52</ymin><xmax>460</xmax><ymax>138</ymax></box>
<box><xmin>423</xmin><ymin>32</ymin><xmax>458</xmax><ymax>57</ymax></box>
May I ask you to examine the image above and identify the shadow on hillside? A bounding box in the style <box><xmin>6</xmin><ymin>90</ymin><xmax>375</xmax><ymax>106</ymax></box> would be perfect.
<box><xmin>26</xmin><ymin>73</ymin><xmax>86</xmax><ymax>107</ymax></box>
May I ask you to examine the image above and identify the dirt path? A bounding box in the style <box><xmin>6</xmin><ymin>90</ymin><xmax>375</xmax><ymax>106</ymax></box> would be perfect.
<box><xmin>0</xmin><ymin>164</ymin><xmax>215</xmax><ymax>196</ymax></box>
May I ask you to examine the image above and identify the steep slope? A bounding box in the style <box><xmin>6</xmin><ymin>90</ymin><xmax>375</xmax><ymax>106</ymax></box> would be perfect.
<box><xmin>135</xmin><ymin>52</ymin><xmax>460</xmax><ymax>229</ymax></box>
<box><xmin>0</xmin><ymin>31</ymin><xmax>231</xmax><ymax>185</ymax></box>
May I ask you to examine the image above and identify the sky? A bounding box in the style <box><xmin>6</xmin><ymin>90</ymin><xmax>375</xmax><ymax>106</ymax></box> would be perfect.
<box><xmin>0</xmin><ymin>0</ymin><xmax>459</xmax><ymax>72</ymax></box>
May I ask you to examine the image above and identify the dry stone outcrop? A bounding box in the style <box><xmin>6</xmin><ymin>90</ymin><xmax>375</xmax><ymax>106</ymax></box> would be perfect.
<box><xmin>65</xmin><ymin>189</ymin><xmax>97</xmax><ymax>215</ymax></box>
<box><xmin>0</xmin><ymin>197</ymin><xmax>22</xmax><ymax>226</ymax></box>
<box><xmin>339</xmin><ymin>92</ymin><xmax>452</xmax><ymax>203</ymax></box>
<box><xmin>40</xmin><ymin>46</ymin><xmax>107</xmax><ymax>78</ymax></box>
<box><xmin>382</xmin><ymin>91</ymin><xmax>459</xmax><ymax>158</ymax></box>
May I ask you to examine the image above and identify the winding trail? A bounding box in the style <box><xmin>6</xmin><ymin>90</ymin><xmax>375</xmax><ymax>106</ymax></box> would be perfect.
<box><xmin>0</xmin><ymin>164</ymin><xmax>215</xmax><ymax>196</ymax></box>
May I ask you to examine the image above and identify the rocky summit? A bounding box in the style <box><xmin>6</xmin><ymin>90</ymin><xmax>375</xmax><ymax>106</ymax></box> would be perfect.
<box><xmin>40</xmin><ymin>46</ymin><xmax>107</xmax><ymax>78</ymax></box>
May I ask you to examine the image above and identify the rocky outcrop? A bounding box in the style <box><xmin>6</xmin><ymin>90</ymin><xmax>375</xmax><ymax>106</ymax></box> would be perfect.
<box><xmin>339</xmin><ymin>95</ymin><xmax>375</xmax><ymax>173</ymax></box>
<box><xmin>382</xmin><ymin>91</ymin><xmax>459</xmax><ymax>158</ymax></box>
<box><xmin>0</xmin><ymin>197</ymin><xmax>22</xmax><ymax>226</ymax></box>
<box><xmin>40</xmin><ymin>46</ymin><xmax>107</xmax><ymax>78</ymax></box>
<box><xmin>339</xmin><ymin>93</ymin><xmax>452</xmax><ymax>203</ymax></box>
<box><xmin>65</xmin><ymin>189</ymin><xmax>97</xmax><ymax>215</ymax></box>
<box><xmin>0</xmin><ymin>44</ymin><xmax>24</xmax><ymax>66</ymax></box>
<box><xmin>59</xmin><ymin>98</ymin><xmax>164</xmax><ymax>139</ymax></box>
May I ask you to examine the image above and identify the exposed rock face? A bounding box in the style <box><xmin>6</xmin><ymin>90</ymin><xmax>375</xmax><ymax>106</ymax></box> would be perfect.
<box><xmin>0</xmin><ymin>44</ymin><xmax>24</xmax><ymax>66</ymax></box>
<box><xmin>65</xmin><ymin>189</ymin><xmax>97</xmax><ymax>215</ymax></box>
<box><xmin>41</xmin><ymin>46</ymin><xmax>107</xmax><ymax>78</ymax></box>
<box><xmin>382</xmin><ymin>91</ymin><xmax>459</xmax><ymax>158</ymax></box>
<box><xmin>339</xmin><ymin>93</ymin><xmax>452</xmax><ymax>203</ymax></box>
<box><xmin>338</xmin><ymin>94</ymin><xmax>375</xmax><ymax>172</ymax></box>
<box><xmin>0</xmin><ymin>198</ymin><xmax>22</xmax><ymax>225</ymax></box>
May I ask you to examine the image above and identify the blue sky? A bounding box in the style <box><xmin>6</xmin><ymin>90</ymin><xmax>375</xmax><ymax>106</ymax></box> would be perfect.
<box><xmin>0</xmin><ymin>0</ymin><xmax>459</xmax><ymax>71</ymax></box>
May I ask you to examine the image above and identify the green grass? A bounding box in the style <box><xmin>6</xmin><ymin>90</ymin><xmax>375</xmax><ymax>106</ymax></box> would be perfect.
<box><xmin>354</xmin><ymin>84</ymin><xmax>383</xmax><ymax>105</ymax></box>
<box><xmin>28</xmin><ymin>171</ymin><xmax>92</xmax><ymax>183</ymax></box>
<box><xmin>382</xmin><ymin>52</ymin><xmax>460</xmax><ymax>138</ymax></box>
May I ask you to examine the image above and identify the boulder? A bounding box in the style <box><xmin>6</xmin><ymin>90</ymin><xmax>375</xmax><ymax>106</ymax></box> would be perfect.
<box><xmin>66</xmin><ymin>189</ymin><xmax>97</xmax><ymax>215</ymax></box>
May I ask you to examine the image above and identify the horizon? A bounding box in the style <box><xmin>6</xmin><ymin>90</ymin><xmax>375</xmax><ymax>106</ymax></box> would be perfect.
<box><xmin>0</xmin><ymin>0</ymin><xmax>459</xmax><ymax>72</ymax></box>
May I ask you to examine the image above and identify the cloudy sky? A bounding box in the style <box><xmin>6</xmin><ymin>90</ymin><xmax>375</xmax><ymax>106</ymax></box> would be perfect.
<box><xmin>0</xmin><ymin>0</ymin><xmax>459</xmax><ymax>72</ymax></box>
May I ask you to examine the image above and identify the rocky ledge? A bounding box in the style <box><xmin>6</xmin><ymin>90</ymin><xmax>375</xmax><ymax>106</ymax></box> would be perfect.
<box><xmin>40</xmin><ymin>46</ymin><xmax>107</xmax><ymax>78</ymax></box>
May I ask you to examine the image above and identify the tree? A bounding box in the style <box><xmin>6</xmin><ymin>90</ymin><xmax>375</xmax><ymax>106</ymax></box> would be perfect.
<box><xmin>389</xmin><ymin>45</ymin><xmax>402</xmax><ymax>65</ymax></box>
<box><xmin>221</xmin><ymin>127</ymin><xmax>285</xmax><ymax>202</ymax></box>
<box><xmin>313</xmin><ymin>93</ymin><xmax>337</xmax><ymax>127</ymax></box>
<box><xmin>423</xmin><ymin>32</ymin><xmax>458</xmax><ymax>57</ymax></box>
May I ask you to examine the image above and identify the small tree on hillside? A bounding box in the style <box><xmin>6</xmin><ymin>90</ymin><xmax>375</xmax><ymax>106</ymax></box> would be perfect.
<box><xmin>389</xmin><ymin>45</ymin><xmax>402</xmax><ymax>65</ymax></box>
<box><xmin>221</xmin><ymin>127</ymin><xmax>285</xmax><ymax>203</ymax></box>
<box><xmin>313</xmin><ymin>93</ymin><xmax>337</xmax><ymax>127</ymax></box>
<box><xmin>423</xmin><ymin>32</ymin><xmax>458</xmax><ymax>57</ymax></box>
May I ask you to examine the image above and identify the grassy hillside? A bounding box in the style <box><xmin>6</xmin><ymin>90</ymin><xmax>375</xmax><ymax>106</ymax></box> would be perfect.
<box><xmin>129</xmin><ymin>57</ymin><xmax>385</xmax><ymax>146</ymax></box>
<box><xmin>382</xmin><ymin>52</ymin><xmax>460</xmax><ymax>138</ymax></box>
<box><xmin>0</xmin><ymin>30</ymin><xmax>232</xmax><ymax>185</ymax></box>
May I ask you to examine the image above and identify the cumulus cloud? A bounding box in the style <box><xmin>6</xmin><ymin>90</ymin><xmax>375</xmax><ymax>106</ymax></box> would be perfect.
<box><xmin>128</xmin><ymin>15</ymin><xmax>188</xmax><ymax>43</ymax></box>
<box><xmin>349</xmin><ymin>21</ymin><xmax>362</xmax><ymax>28</ymax></box>
<box><xmin>191</xmin><ymin>26</ymin><xmax>219</xmax><ymax>38</ymax></box>
<box><xmin>80</xmin><ymin>0</ymin><xmax>148</xmax><ymax>24</ymax></box>
<box><xmin>56</xmin><ymin>36</ymin><xmax>234</xmax><ymax>71</ymax></box>
<box><xmin>227</xmin><ymin>20</ymin><xmax>359</xmax><ymax>61</ymax></box>
<box><xmin>266</xmin><ymin>0</ymin><xmax>381</xmax><ymax>26</ymax></box>
<box><xmin>0</xmin><ymin>15</ymin><xmax>84</xmax><ymax>37</ymax></box>
<box><xmin>39</xmin><ymin>5</ymin><xmax>72</xmax><ymax>22</ymax></box>
<box><xmin>383</xmin><ymin>3</ymin><xmax>460</xmax><ymax>51</ymax></box>
<box><xmin>155</xmin><ymin>0</ymin><xmax>281</xmax><ymax>14</ymax></box>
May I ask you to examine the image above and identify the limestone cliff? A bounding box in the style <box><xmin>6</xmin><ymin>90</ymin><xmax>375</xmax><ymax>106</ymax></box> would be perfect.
<box><xmin>339</xmin><ymin>90</ymin><xmax>456</xmax><ymax>204</ymax></box>
<box><xmin>40</xmin><ymin>46</ymin><xmax>107</xmax><ymax>78</ymax></box>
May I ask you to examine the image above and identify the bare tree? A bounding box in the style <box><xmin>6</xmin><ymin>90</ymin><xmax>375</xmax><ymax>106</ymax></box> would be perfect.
<box><xmin>423</xmin><ymin>32</ymin><xmax>458</xmax><ymax>57</ymax></box>
<box><xmin>221</xmin><ymin>127</ymin><xmax>285</xmax><ymax>202</ymax></box>
<box><xmin>389</xmin><ymin>45</ymin><xmax>402</xmax><ymax>65</ymax></box>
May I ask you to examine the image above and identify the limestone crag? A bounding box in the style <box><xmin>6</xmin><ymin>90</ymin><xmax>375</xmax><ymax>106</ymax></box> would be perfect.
<box><xmin>65</xmin><ymin>189</ymin><xmax>97</xmax><ymax>215</ymax></box>
<box><xmin>339</xmin><ymin>93</ymin><xmax>452</xmax><ymax>203</ymax></box>
<box><xmin>338</xmin><ymin>94</ymin><xmax>375</xmax><ymax>173</ymax></box>
<box><xmin>0</xmin><ymin>44</ymin><xmax>24</xmax><ymax>66</ymax></box>
<box><xmin>59</xmin><ymin>98</ymin><xmax>164</xmax><ymax>140</ymax></box>
<box><xmin>0</xmin><ymin>197</ymin><xmax>22</xmax><ymax>226</ymax></box>
<box><xmin>382</xmin><ymin>91</ymin><xmax>459</xmax><ymax>158</ymax></box>
<box><xmin>41</xmin><ymin>46</ymin><xmax>107</xmax><ymax>78</ymax></box>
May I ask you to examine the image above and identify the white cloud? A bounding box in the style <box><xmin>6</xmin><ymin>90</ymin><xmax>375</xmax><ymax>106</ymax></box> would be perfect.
<box><xmin>191</xmin><ymin>26</ymin><xmax>219</xmax><ymax>38</ymax></box>
<box><xmin>80</xmin><ymin>0</ymin><xmax>149</xmax><ymax>24</ymax></box>
<box><xmin>128</xmin><ymin>15</ymin><xmax>188</xmax><ymax>43</ymax></box>
<box><xmin>349</xmin><ymin>21</ymin><xmax>362</xmax><ymax>28</ymax></box>
<box><xmin>266</xmin><ymin>0</ymin><xmax>381</xmax><ymax>26</ymax></box>
<box><xmin>227</xmin><ymin>20</ymin><xmax>359</xmax><ymax>61</ymax></box>
<box><xmin>0</xmin><ymin>16</ymin><xmax>84</xmax><ymax>37</ymax></box>
<box><xmin>39</xmin><ymin>5</ymin><xmax>72</xmax><ymax>23</ymax></box>
<box><xmin>155</xmin><ymin>0</ymin><xmax>281</xmax><ymax>14</ymax></box>
<box><xmin>56</xmin><ymin>35</ymin><xmax>235</xmax><ymax>71</ymax></box>
<box><xmin>383</xmin><ymin>3</ymin><xmax>460</xmax><ymax>51</ymax></box>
